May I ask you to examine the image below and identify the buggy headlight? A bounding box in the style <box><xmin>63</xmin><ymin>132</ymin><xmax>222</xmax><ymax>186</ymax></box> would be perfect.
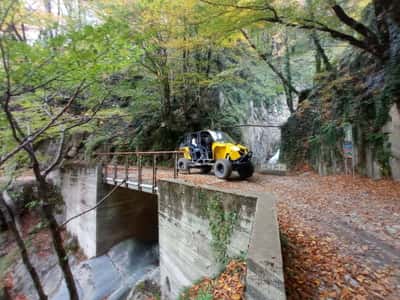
<box><xmin>231</xmin><ymin>146</ymin><xmax>241</xmax><ymax>152</ymax></box>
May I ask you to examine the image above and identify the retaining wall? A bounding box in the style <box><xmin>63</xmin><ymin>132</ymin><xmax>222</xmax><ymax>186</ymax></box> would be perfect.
<box><xmin>158</xmin><ymin>179</ymin><xmax>285</xmax><ymax>300</ymax></box>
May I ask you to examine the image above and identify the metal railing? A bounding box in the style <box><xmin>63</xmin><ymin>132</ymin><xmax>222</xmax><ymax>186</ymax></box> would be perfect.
<box><xmin>95</xmin><ymin>151</ymin><xmax>183</xmax><ymax>193</ymax></box>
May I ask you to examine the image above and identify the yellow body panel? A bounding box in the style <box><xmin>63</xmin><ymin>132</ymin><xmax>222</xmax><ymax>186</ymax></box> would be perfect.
<box><xmin>182</xmin><ymin>146</ymin><xmax>191</xmax><ymax>159</ymax></box>
<box><xmin>212</xmin><ymin>142</ymin><xmax>248</xmax><ymax>161</ymax></box>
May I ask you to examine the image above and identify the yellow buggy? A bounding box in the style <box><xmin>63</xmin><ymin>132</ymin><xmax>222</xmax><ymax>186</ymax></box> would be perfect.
<box><xmin>177</xmin><ymin>130</ymin><xmax>254</xmax><ymax>179</ymax></box>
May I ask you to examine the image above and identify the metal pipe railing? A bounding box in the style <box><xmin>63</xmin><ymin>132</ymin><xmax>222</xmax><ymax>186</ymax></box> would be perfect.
<box><xmin>95</xmin><ymin>151</ymin><xmax>183</xmax><ymax>155</ymax></box>
<box><xmin>95</xmin><ymin>151</ymin><xmax>183</xmax><ymax>193</ymax></box>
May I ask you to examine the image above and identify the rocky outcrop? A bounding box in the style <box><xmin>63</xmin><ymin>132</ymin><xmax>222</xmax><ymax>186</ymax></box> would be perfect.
<box><xmin>34</xmin><ymin>130</ymin><xmax>90</xmax><ymax>168</ymax></box>
<box><xmin>280</xmin><ymin>17</ymin><xmax>400</xmax><ymax>179</ymax></box>
<box><xmin>126</xmin><ymin>268</ymin><xmax>160</xmax><ymax>300</ymax></box>
<box><xmin>242</xmin><ymin>98</ymin><xmax>290</xmax><ymax>168</ymax></box>
<box><xmin>385</xmin><ymin>105</ymin><xmax>400</xmax><ymax>180</ymax></box>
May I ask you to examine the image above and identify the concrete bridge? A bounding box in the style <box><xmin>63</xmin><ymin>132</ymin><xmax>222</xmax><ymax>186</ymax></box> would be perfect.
<box><xmin>54</xmin><ymin>156</ymin><xmax>285</xmax><ymax>300</ymax></box>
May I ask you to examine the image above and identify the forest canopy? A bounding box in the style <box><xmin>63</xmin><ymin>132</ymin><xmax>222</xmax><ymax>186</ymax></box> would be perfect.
<box><xmin>1</xmin><ymin>0</ymin><xmax>397</xmax><ymax>166</ymax></box>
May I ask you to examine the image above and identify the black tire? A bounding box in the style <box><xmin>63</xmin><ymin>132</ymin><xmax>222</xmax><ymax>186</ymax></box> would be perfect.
<box><xmin>200</xmin><ymin>166</ymin><xmax>212</xmax><ymax>174</ymax></box>
<box><xmin>178</xmin><ymin>158</ymin><xmax>190</xmax><ymax>172</ymax></box>
<box><xmin>214</xmin><ymin>159</ymin><xmax>232</xmax><ymax>179</ymax></box>
<box><xmin>238</xmin><ymin>163</ymin><xmax>254</xmax><ymax>179</ymax></box>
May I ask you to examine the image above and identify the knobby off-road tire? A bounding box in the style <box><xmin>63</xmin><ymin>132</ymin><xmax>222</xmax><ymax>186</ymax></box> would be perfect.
<box><xmin>178</xmin><ymin>158</ymin><xmax>190</xmax><ymax>172</ymax></box>
<box><xmin>214</xmin><ymin>159</ymin><xmax>232</xmax><ymax>179</ymax></box>
<box><xmin>238</xmin><ymin>163</ymin><xmax>254</xmax><ymax>179</ymax></box>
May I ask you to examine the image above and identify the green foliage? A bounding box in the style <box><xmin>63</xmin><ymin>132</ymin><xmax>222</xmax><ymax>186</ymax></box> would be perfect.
<box><xmin>1</xmin><ymin>0</ymin><xmax>389</xmax><ymax>175</ymax></box>
<box><xmin>364</xmin><ymin>61</ymin><xmax>400</xmax><ymax>175</ymax></box>
<box><xmin>179</xmin><ymin>283</ymin><xmax>213</xmax><ymax>300</ymax></box>
<box><xmin>366</xmin><ymin>132</ymin><xmax>391</xmax><ymax>176</ymax></box>
<box><xmin>84</xmin><ymin>134</ymin><xmax>111</xmax><ymax>158</ymax></box>
<box><xmin>195</xmin><ymin>288</ymin><xmax>213</xmax><ymax>300</ymax></box>
<box><xmin>282</xmin><ymin>49</ymin><xmax>400</xmax><ymax>176</ymax></box>
<box><xmin>0</xmin><ymin>1</ymin><xmax>142</xmax><ymax>171</ymax></box>
<box><xmin>25</xmin><ymin>200</ymin><xmax>40</xmax><ymax>210</ymax></box>
<box><xmin>198</xmin><ymin>191</ymin><xmax>238</xmax><ymax>266</ymax></box>
<box><xmin>281</xmin><ymin>100</ymin><xmax>319</xmax><ymax>168</ymax></box>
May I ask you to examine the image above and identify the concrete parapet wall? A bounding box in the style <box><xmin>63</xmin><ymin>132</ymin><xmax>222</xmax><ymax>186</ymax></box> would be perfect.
<box><xmin>158</xmin><ymin>179</ymin><xmax>285</xmax><ymax>300</ymax></box>
<box><xmin>58</xmin><ymin>165</ymin><xmax>100</xmax><ymax>258</ymax></box>
<box><xmin>246</xmin><ymin>192</ymin><xmax>285</xmax><ymax>300</ymax></box>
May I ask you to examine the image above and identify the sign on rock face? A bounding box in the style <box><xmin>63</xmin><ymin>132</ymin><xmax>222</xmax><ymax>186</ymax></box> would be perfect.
<box><xmin>343</xmin><ymin>124</ymin><xmax>354</xmax><ymax>175</ymax></box>
<box><xmin>343</xmin><ymin>141</ymin><xmax>353</xmax><ymax>159</ymax></box>
<box><xmin>343</xmin><ymin>124</ymin><xmax>354</xmax><ymax>159</ymax></box>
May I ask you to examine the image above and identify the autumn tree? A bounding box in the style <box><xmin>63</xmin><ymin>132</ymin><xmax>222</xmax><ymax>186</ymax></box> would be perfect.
<box><xmin>199</xmin><ymin>0</ymin><xmax>398</xmax><ymax>60</ymax></box>
<box><xmin>0</xmin><ymin>1</ymin><xmax>137</xmax><ymax>299</ymax></box>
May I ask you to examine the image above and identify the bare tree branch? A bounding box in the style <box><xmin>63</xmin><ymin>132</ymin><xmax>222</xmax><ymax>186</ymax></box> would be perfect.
<box><xmin>330</xmin><ymin>4</ymin><xmax>379</xmax><ymax>44</ymax></box>
<box><xmin>200</xmin><ymin>0</ymin><xmax>385</xmax><ymax>58</ymax></box>
<box><xmin>311</xmin><ymin>33</ymin><xmax>332</xmax><ymax>71</ymax></box>
<box><xmin>42</xmin><ymin>127</ymin><xmax>66</xmax><ymax>177</ymax></box>
<box><xmin>41</xmin><ymin>95</ymin><xmax>109</xmax><ymax>177</ymax></box>
<box><xmin>240</xmin><ymin>29</ymin><xmax>299</xmax><ymax>95</ymax></box>
<box><xmin>10</xmin><ymin>22</ymin><xmax>25</xmax><ymax>42</ymax></box>
<box><xmin>199</xmin><ymin>0</ymin><xmax>279</xmax><ymax>19</ymax></box>
<box><xmin>0</xmin><ymin>82</ymin><xmax>86</xmax><ymax>167</ymax></box>
<box><xmin>0</xmin><ymin>1</ymin><xmax>16</xmax><ymax>30</ymax></box>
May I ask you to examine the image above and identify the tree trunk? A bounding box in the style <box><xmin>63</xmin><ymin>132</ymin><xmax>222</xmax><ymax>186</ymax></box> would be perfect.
<box><xmin>307</xmin><ymin>0</ymin><xmax>332</xmax><ymax>72</ymax></box>
<box><xmin>373</xmin><ymin>0</ymin><xmax>391</xmax><ymax>60</ymax></box>
<box><xmin>0</xmin><ymin>193</ymin><xmax>48</xmax><ymax>300</ymax></box>
<box><xmin>315</xmin><ymin>50</ymin><xmax>322</xmax><ymax>73</ymax></box>
<box><xmin>182</xmin><ymin>33</ymin><xmax>190</xmax><ymax>111</ymax></box>
<box><xmin>30</xmin><ymin>157</ymin><xmax>79</xmax><ymax>300</ymax></box>
<box><xmin>330</xmin><ymin>3</ymin><xmax>384</xmax><ymax>57</ymax></box>
<box><xmin>312</xmin><ymin>33</ymin><xmax>332</xmax><ymax>71</ymax></box>
<box><xmin>241</xmin><ymin>29</ymin><xmax>299</xmax><ymax>96</ymax></box>
<box><xmin>0</xmin><ymin>208</ymin><xmax>7</xmax><ymax>231</ymax></box>
<box><xmin>284</xmin><ymin>30</ymin><xmax>295</xmax><ymax>113</ymax></box>
<box><xmin>161</xmin><ymin>75</ymin><xmax>171</xmax><ymax>119</ymax></box>
<box><xmin>36</xmin><ymin>179</ymin><xmax>79</xmax><ymax>300</ymax></box>
<box><xmin>206</xmin><ymin>47</ymin><xmax>212</xmax><ymax>77</ymax></box>
<box><xmin>284</xmin><ymin>85</ymin><xmax>294</xmax><ymax>114</ymax></box>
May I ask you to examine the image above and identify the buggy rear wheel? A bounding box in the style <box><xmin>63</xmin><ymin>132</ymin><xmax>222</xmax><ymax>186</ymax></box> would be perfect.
<box><xmin>178</xmin><ymin>158</ymin><xmax>190</xmax><ymax>172</ymax></box>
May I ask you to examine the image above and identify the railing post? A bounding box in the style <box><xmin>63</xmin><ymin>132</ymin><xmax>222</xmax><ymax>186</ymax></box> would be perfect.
<box><xmin>138</xmin><ymin>154</ymin><xmax>142</xmax><ymax>191</ymax></box>
<box><xmin>152</xmin><ymin>155</ymin><xmax>157</xmax><ymax>193</ymax></box>
<box><xmin>104</xmin><ymin>154</ymin><xmax>108</xmax><ymax>181</ymax></box>
<box><xmin>125</xmin><ymin>155</ymin><xmax>129</xmax><ymax>188</ymax></box>
<box><xmin>98</xmin><ymin>160</ymin><xmax>104</xmax><ymax>184</ymax></box>
<box><xmin>113</xmin><ymin>156</ymin><xmax>118</xmax><ymax>184</ymax></box>
<box><xmin>174</xmin><ymin>152</ymin><xmax>178</xmax><ymax>178</ymax></box>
